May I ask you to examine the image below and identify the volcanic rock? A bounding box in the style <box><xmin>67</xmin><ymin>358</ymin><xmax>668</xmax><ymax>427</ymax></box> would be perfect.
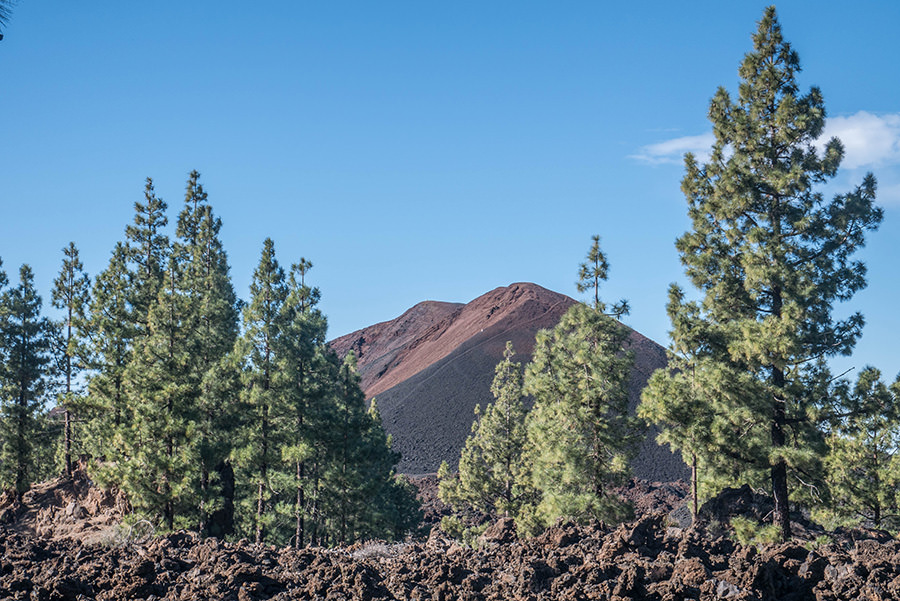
<box><xmin>3</xmin><ymin>513</ymin><xmax>898</xmax><ymax>601</ymax></box>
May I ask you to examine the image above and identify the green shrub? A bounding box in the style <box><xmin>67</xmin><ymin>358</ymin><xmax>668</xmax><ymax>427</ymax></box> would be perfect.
<box><xmin>731</xmin><ymin>516</ymin><xmax>781</xmax><ymax>548</ymax></box>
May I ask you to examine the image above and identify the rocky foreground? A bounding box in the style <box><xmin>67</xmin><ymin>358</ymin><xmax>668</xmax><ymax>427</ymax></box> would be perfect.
<box><xmin>2</xmin><ymin>513</ymin><xmax>900</xmax><ymax>601</ymax></box>
<box><xmin>1</xmin><ymin>474</ymin><xmax>898</xmax><ymax>600</ymax></box>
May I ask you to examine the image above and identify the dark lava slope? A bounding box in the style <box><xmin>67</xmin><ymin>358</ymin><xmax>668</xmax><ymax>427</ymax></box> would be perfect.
<box><xmin>332</xmin><ymin>283</ymin><xmax>688</xmax><ymax>480</ymax></box>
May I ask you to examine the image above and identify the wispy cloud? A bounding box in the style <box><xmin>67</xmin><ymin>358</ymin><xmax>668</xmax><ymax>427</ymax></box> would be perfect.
<box><xmin>632</xmin><ymin>112</ymin><xmax>900</xmax><ymax>170</ymax></box>
<box><xmin>629</xmin><ymin>133</ymin><xmax>715</xmax><ymax>165</ymax></box>
<box><xmin>818</xmin><ymin>112</ymin><xmax>900</xmax><ymax>170</ymax></box>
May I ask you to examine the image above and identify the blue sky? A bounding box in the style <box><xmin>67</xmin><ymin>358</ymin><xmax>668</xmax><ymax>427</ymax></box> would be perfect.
<box><xmin>1</xmin><ymin>1</ymin><xmax>898</xmax><ymax>379</ymax></box>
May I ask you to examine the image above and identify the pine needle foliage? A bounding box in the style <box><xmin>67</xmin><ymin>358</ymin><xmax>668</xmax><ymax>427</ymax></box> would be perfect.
<box><xmin>234</xmin><ymin>238</ymin><xmax>289</xmax><ymax>544</ymax></box>
<box><xmin>439</xmin><ymin>341</ymin><xmax>531</xmax><ymax>518</ymax></box>
<box><xmin>125</xmin><ymin>178</ymin><xmax>169</xmax><ymax>333</ymax></box>
<box><xmin>823</xmin><ymin>368</ymin><xmax>900</xmax><ymax>530</ymax></box>
<box><xmin>82</xmin><ymin>243</ymin><xmax>135</xmax><ymax>463</ymax></box>
<box><xmin>520</xmin><ymin>236</ymin><xmax>640</xmax><ymax>532</ymax></box>
<box><xmin>120</xmin><ymin>256</ymin><xmax>199</xmax><ymax>531</ymax></box>
<box><xmin>173</xmin><ymin>171</ymin><xmax>240</xmax><ymax>535</ymax></box>
<box><xmin>0</xmin><ymin>265</ymin><xmax>54</xmax><ymax>499</ymax></box>
<box><xmin>50</xmin><ymin>243</ymin><xmax>92</xmax><ymax>476</ymax></box>
<box><xmin>3</xmin><ymin>174</ymin><xmax>422</xmax><ymax>543</ymax></box>
<box><xmin>522</xmin><ymin>303</ymin><xmax>639</xmax><ymax>531</ymax></box>
<box><xmin>645</xmin><ymin>6</ymin><xmax>883</xmax><ymax>540</ymax></box>
<box><xmin>640</xmin><ymin>285</ymin><xmax>767</xmax><ymax>519</ymax></box>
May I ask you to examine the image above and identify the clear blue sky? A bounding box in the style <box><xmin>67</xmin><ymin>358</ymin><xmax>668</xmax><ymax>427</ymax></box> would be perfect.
<box><xmin>2</xmin><ymin>1</ymin><xmax>898</xmax><ymax>379</ymax></box>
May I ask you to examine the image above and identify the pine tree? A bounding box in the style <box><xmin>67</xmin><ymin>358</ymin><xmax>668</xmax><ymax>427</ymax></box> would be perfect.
<box><xmin>523</xmin><ymin>304</ymin><xmax>639</xmax><ymax>530</ymax></box>
<box><xmin>0</xmin><ymin>266</ymin><xmax>54</xmax><ymax>500</ymax></box>
<box><xmin>320</xmin><ymin>352</ymin><xmax>370</xmax><ymax>544</ymax></box>
<box><xmin>235</xmin><ymin>239</ymin><xmax>288</xmax><ymax>544</ymax></box>
<box><xmin>520</xmin><ymin>237</ymin><xmax>640</xmax><ymax>531</ymax></box>
<box><xmin>125</xmin><ymin>177</ymin><xmax>169</xmax><ymax>332</ymax></box>
<box><xmin>278</xmin><ymin>258</ymin><xmax>330</xmax><ymax>547</ymax></box>
<box><xmin>824</xmin><ymin>368</ymin><xmax>900</xmax><ymax>529</ymax></box>
<box><xmin>121</xmin><ymin>256</ymin><xmax>198</xmax><ymax>530</ymax></box>
<box><xmin>317</xmin><ymin>353</ymin><xmax>380</xmax><ymax>544</ymax></box>
<box><xmin>50</xmin><ymin>242</ymin><xmax>91</xmax><ymax>475</ymax></box>
<box><xmin>0</xmin><ymin>259</ymin><xmax>8</xmax><ymax>390</ymax></box>
<box><xmin>439</xmin><ymin>341</ymin><xmax>530</xmax><ymax>518</ymax></box>
<box><xmin>0</xmin><ymin>260</ymin><xmax>8</xmax><ymax>481</ymax></box>
<box><xmin>309</xmin><ymin>351</ymin><xmax>420</xmax><ymax>545</ymax></box>
<box><xmin>197</xmin><ymin>354</ymin><xmax>241</xmax><ymax>537</ymax></box>
<box><xmin>577</xmin><ymin>235</ymin><xmax>628</xmax><ymax>317</ymax></box>
<box><xmin>358</xmin><ymin>398</ymin><xmax>421</xmax><ymax>541</ymax></box>
<box><xmin>668</xmin><ymin>6</ymin><xmax>882</xmax><ymax>540</ymax></box>
<box><xmin>173</xmin><ymin>170</ymin><xmax>239</xmax><ymax>535</ymax></box>
<box><xmin>639</xmin><ymin>286</ymin><xmax>765</xmax><ymax>520</ymax></box>
<box><xmin>83</xmin><ymin>243</ymin><xmax>135</xmax><ymax>462</ymax></box>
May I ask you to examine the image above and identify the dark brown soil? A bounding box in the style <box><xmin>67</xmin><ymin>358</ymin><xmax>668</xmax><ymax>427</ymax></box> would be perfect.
<box><xmin>0</xmin><ymin>469</ymin><xmax>127</xmax><ymax>545</ymax></box>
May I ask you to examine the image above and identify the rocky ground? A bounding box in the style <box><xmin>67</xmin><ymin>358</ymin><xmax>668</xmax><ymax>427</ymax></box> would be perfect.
<box><xmin>3</xmin><ymin>512</ymin><xmax>900</xmax><ymax>600</ymax></box>
<box><xmin>2</xmin><ymin>472</ymin><xmax>900</xmax><ymax>600</ymax></box>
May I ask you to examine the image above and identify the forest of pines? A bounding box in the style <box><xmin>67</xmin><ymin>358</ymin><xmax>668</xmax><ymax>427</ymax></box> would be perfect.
<box><xmin>1</xmin><ymin>7</ymin><xmax>899</xmax><ymax>549</ymax></box>
<box><xmin>0</xmin><ymin>171</ymin><xmax>420</xmax><ymax>546</ymax></box>
<box><xmin>439</xmin><ymin>7</ymin><xmax>897</xmax><ymax>545</ymax></box>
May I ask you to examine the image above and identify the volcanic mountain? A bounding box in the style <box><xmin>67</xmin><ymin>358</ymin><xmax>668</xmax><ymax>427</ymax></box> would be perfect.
<box><xmin>330</xmin><ymin>283</ymin><xmax>687</xmax><ymax>481</ymax></box>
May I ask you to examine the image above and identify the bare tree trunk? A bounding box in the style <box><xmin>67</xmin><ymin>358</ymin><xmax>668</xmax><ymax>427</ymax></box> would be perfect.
<box><xmin>772</xmin><ymin>365</ymin><xmax>790</xmax><ymax>541</ymax></box>
<box><xmin>691</xmin><ymin>452</ymin><xmax>699</xmax><ymax>521</ymax></box>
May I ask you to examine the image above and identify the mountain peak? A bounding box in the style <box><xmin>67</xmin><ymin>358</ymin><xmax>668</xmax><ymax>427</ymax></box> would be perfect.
<box><xmin>329</xmin><ymin>283</ymin><xmax>687</xmax><ymax>481</ymax></box>
<box><xmin>330</xmin><ymin>283</ymin><xmax>572</xmax><ymax>398</ymax></box>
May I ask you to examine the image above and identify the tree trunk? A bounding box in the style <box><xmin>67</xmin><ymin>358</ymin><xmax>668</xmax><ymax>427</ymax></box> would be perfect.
<box><xmin>15</xmin><ymin>389</ymin><xmax>26</xmax><ymax>502</ymax></box>
<box><xmin>256</xmin><ymin>405</ymin><xmax>268</xmax><ymax>545</ymax></box>
<box><xmin>64</xmin><ymin>408</ymin><xmax>72</xmax><ymax>476</ymax></box>
<box><xmin>199</xmin><ymin>461</ymin><xmax>209</xmax><ymax>535</ymax></box>
<box><xmin>691</xmin><ymin>452</ymin><xmax>699</xmax><ymax>521</ymax></box>
<box><xmin>769</xmin><ymin>270</ymin><xmax>790</xmax><ymax>542</ymax></box>
<box><xmin>772</xmin><ymin>365</ymin><xmax>791</xmax><ymax>541</ymax></box>
<box><xmin>64</xmin><ymin>314</ymin><xmax>73</xmax><ymax>476</ymax></box>
<box><xmin>295</xmin><ymin>459</ymin><xmax>304</xmax><ymax>548</ymax></box>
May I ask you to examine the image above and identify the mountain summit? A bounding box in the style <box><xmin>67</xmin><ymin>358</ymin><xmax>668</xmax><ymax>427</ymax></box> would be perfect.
<box><xmin>331</xmin><ymin>283</ymin><xmax>687</xmax><ymax>481</ymax></box>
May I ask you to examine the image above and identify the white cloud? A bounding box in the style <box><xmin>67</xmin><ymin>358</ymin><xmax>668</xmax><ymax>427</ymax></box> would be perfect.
<box><xmin>818</xmin><ymin>111</ymin><xmax>900</xmax><ymax>170</ymax></box>
<box><xmin>632</xmin><ymin>112</ymin><xmax>900</xmax><ymax>170</ymax></box>
<box><xmin>629</xmin><ymin>133</ymin><xmax>715</xmax><ymax>165</ymax></box>
<box><xmin>631</xmin><ymin>113</ymin><xmax>900</xmax><ymax>209</ymax></box>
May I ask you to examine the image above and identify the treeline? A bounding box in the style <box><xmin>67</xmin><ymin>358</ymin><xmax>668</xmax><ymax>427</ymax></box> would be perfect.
<box><xmin>440</xmin><ymin>7</ymin><xmax>898</xmax><ymax>542</ymax></box>
<box><xmin>0</xmin><ymin>172</ymin><xmax>419</xmax><ymax>546</ymax></box>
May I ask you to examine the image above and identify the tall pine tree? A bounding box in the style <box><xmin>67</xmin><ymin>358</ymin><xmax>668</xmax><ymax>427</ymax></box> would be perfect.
<box><xmin>51</xmin><ymin>242</ymin><xmax>91</xmax><ymax>475</ymax></box>
<box><xmin>121</xmin><ymin>255</ymin><xmax>198</xmax><ymax>530</ymax></box>
<box><xmin>655</xmin><ymin>7</ymin><xmax>882</xmax><ymax>539</ymax></box>
<box><xmin>640</xmin><ymin>286</ymin><xmax>762</xmax><ymax>520</ymax></box>
<box><xmin>439</xmin><ymin>341</ymin><xmax>530</xmax><ymax>518</ymax></box>
<box><xmin>235</xmin><ymin>239</ymin><xmax>288</xmax><ymax>544</ymax></box>
<box><xmin>125</xmin><ymin>177</ymin><xmax>169</xmax><ymax>333</ymax></box>
<box><xmin>520</xmin><ymin>237</ymin><xmax>640</xmax><ymax>531</ymax></box>
<box><xmin>0</xmin><ymin>266</ymin><xmax>53</xmax><ymax>500</ymax></box>
<box><xmin>278</xmin><ymin>259</ymin><xmax>330</xmax><ymax>547</ymax></box>
<box><xmin>318</xmin><ymin>352</ymin><xmax>409</xmax><ymax>545</ymax></box>
<box><xmin>173</xmin><ymin>170</ymin><xmax>240</xmax><ymax>535</ymax></box>
<box><xmin>83</xmin><ymin>243</ymin><xmax>135</xmax><ymax>462</ymax></box>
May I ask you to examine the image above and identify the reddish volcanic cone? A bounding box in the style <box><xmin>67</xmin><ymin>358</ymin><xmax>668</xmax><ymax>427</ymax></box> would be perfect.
<box><xmin>331</xmin><ymin>283</ymin><xmax>687</xmax><ymax>481</ymax></box>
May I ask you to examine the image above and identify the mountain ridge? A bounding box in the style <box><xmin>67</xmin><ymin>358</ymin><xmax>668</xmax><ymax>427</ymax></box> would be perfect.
<box><xmin>330</xmin><ymin>282</ymin><xmax>688</xmax><ymax>481</ymax></box>
<box><xmin>330</xmin><ymin>282</ymin><xmax>573</xmax><ymax>399</ymax></box>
